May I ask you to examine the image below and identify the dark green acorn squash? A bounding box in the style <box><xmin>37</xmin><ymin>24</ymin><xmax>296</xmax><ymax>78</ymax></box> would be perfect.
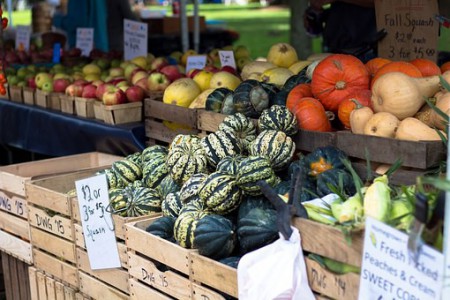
<box><xmin>282</xmin><ymin>68</ymin><xmax>311</xmax><ymax>93</ymax></box>
<box><xmin>174</xmin><ymin>210</ymin><xmax>210</xmax><ymax>248</ymax></box>
<box><xmin>194</xmin><ymin>214</ymin><xmax>236</xmax><ymax>260</ymax></box>
<box><xmin>233</xmin><ymin>80</ymin><xmax>270</xmax><ymax>118</ymax></box>
<box><xmin>237</xmin><ymin>207</ymin><xmax>278</xmax><ymax>253</ymax></box>
<box><xmin>237</xmin><ymin>195</ymin><xmax>275</xmax><ymax>220</ymax></box>
<box><xmin>269</xmin><ymin>90</ymin><xmax>288</xmax><ymax>107</ymax></box>
<box><xmin>146</xmin><ymin>216</ymin><xmax>176</xmax><ymax>241</ymax></box>
<box><xmin>258</xmin><ymin>105</ymin><xmax>298</xmax><ymax>136</ymax></box>
<box><xmin>205</xmin><ymin>87</ymin><xmax>234</xmax><ymax>113</ymax></box>
<box><xmin>219</xmin><ymin>256</ymin><xmax>241</xmax><ymax>269</ymax></box>
<box><xmin>316</xmin><ymin>168</ymin><xmax>356</xmax><ymax>198</ymax></box>
<box><xmin>302</xmin><ymin>146</ymin><xmax>348</xmax><ymax>178</ymax></box>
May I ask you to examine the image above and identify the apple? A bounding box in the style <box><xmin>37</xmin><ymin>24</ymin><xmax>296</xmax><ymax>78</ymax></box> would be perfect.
<box><xmin>91</xmin><ymin>80</ymin><xmax>104</xmax><ymax>87</ymax></box>
<box><xmin>96</xmin><ymin>83</ymin><xmax>116</xmax><ymax>101</ymax></box>
<box><xmin>53</xmin><ymin>78</ymin><xmax>71</xmax><ymax>93</ymax></box>
<box><xmin>116</xmin><ymin>81</ymin><xmax>129</xmax><ymax>89</ymax></box>
<box><xmin>126</xmin><ymin>86</ymin><xmax>145</xmax><ymax>102</ymax></box>
<box><xmin>124</xmin><ymin>63</ymin><xmax>141</xmax><ymax>81</ymax></box>
<box><xmin>131</xmin><ymin>70</ymin><xmax>148</xmax><ymax>85</ymax></box>
<box><xmin>82</xmin><ymin>84</ymin><xmax>98</xmax><ymax>99</ymax></box>
<box><xmin>119</xmin><ymin>85</ymin><xmax>129</xmax><ymax>92</ymax></box>
<box><xmin>220</xmin><ymin>65</ymin><xmax>238</xmax><ymax>76</ymax></box>
<box><xmin>102</xmin><ymin>88</ymin><xmax>127</xmax><ymax>105</ymax></box>
<box><xmin>65</xmin><ymin>84</ymin><xmax>84</xmax><ymax>97</ymax></box>
<box><xmin>41</xmin><ymin>81</ymin><xmax>54</xmax><ymax>92</ymax></box>
<box><xmin>187</xmin><ymin>68</ymin><xmax>201</xmax><ymax>79</ymax></box>
<box><xmin>160</xmin><ymin>65</ymin><xmax>183</xmax><ymax>82</ymax></box>
<box><xmin>204</xmin><ymin>65</ymin><xmax>219</xmax><ymax>73</ymax></box>
<box><xmin>67</xmin><ymin>47</ymin><xmax>82</xmax><ymax>57</ymax></box>
<box><xmin>73</xmin><ymin>79</ymin><xmax>89</xmax><ymax>87</ymax></box>
<box><xmin>35</xmin><ymin>72</ymin><xmax>52</xmax><ymax>89</ymax></box>
<box><xmin>108</xmin><ymin>77</ymin><xmax>127</xmax><ymax>86</ymax></box>
<box><xmin>134</xmin><ymin>77</ymin><xmax>149</xmax><ymax>95</ymax></box>
<box><xmin>27</xmin><ymin>76</ymin><xmax>37</xmax><ymax>89</ymax></box>
<box><xmin>181</xmin><ymin>49</ymin><xmax>197</xmax><ymax>66</ymax></box>
<box><xmin>193</xmin><ymin>71</ymin><xmax>214</xmax><ymax>91</ymax></box>
<box><xmin>208</xmin><ymin>48</ymin><xmax>220</xmax><ymax>64</ymax></box>
<box><xmin>147</xmin><ymin>72</ymin><xmax>170</xmax><ymax>92</ymax></box>
<box><xmin>150</xmin><ymin>57</ymin><xmax>169</xmax><ymax>71</ymax></box>
<box><xmin>109</xmin><ymin>67</ymin><xmax>124</xmax><ymax>78</ymax></box>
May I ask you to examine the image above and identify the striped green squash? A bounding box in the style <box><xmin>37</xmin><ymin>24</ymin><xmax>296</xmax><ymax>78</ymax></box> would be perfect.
<box><xmin>174</xmin><ymin>210</ymin><xmax>210</xmax><ymax>248</ymax></box>
<box><xmin>218</xmin><ymin>113</ymin><xmax>257</xmax><ymax>151</ymax></box>
<box><xmin>157</xmin><ymin>175</ymin><xmax>181</xmax><ymax>200</ymax></box>
<box><xmin>126</xmin><ymin>186</ymin><xmax>162</xmax><ymax>217</ymax></box>
<box><xmin>112</xmin><ymin>159</ymin><xmax>142</xmax><ymax>185</ymax></box>
<box><xmin>198</xmin><ymin>171</ymin><xmax>243</xmax><ymax>215</ymax></box>
<box><xmin>216</xmin><ymin>155</ymin><xmax>246</xmax><ymax>176</ymax></box>
<box><xmin>142</xmin><ymin>156</ymin><xmax>169</xmax><ymax>189</ymax></box>
<box><xmin>258</xmin><ymin>105</ymin><xmax>298</xmax><ymax>136</ymax></box>
<box><xmin>102</xmin><ymin>168</ymin><xmax>120</xmax><ymax>189</ymax></box>
<box><xmin>236</xmin><ymin>156</ymin><xmax>280</xmax><ymax>196</ymax></box>
<box><xmin>126</xmin><ymin>152</ymin><xmax>143</xmax><ymax>168</ymax></box>
<box><xmin>180</xmin><ymin>198</ymin><xmax>208</xmax><ymax>214</ymax></box>
<box><xmin>179</xmin><ymin>173</ymin><xmax>209</xmax><ymax>204</ymax></box>
<box><xmin>108</xmin><ymin>188</ymin><xmax>128</xmax><ymax>217</ymax></box>
<box><xmin>161</xmin><ymin>192</ymin><xmax>183</xmax><ymax>218</ymax></box>
<box><xmin>249</xmin><ymin>130</ymin><xmax>295</xmax><ymax>171</ymax></box>
<box><xmin>142</xmin><ymin>145</ymin><xmax>168</xmax><ymax>164</ymax></box>
<box><xmin>201</xmin><ymin>130</ymin><xmax>243</xmax><ymax>169</ymax></box>
<box><xmin>166</xmin><ymin>135</ymin><xmax>208</xmax><ymax>185</ymax></box>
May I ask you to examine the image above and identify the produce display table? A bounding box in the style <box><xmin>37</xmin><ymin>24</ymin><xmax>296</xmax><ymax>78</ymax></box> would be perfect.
<box><xmin>0</xmin><ymin>98</ymin><xmax>146</xmax><ymax>158</ymax></box>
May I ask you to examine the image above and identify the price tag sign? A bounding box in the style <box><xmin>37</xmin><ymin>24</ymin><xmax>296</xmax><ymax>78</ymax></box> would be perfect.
<box><xmin>358</xmin><ymin>217</ymin><xmax>443</xmax><ymax>300</ymax></box>
<box><xmin>76</xmin><ymin>28</ymin><xmax>94</xmax><ymax>57</ymax></box>
<box><xmin>186</xmin><ymin>55</ymin><xmax>207</xmax><ymax>73</ymax></box>
<box><xmin>219</xmin><ymin>50</ymin><xmax>236</xmax><ymax>69</ymax></box>
<box><xmin>75</xmin><ymin>174</ymin><xmax>121</xmax><ymax>270</ymax></box>
<box><xmin>375</xmin><ymin>0</ymin><xmax>439</xmax><ymax>61</ymax></box>
<box><xmin>124</xmin><ymin>19</ymin><xmax>148</xmax><ymax>61</ymax></box>
<box><xmin>15</xmin><ymin>25</ymin><xmax>31</xmax><ymax>51</ymax></box>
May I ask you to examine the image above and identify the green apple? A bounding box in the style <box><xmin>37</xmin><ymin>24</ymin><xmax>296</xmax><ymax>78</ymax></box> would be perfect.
<box><xmin>16</xmin><ymin>67</ymin><xmax>29</xmax><ymax>80</ymax></box>
<box><xmin>234</xmin><ymin>45</ymin><xmax>251</xmax><ymax>59</ymax></box>
<box><xmin>27</xmin><ymin>65</ymin><xmax>37</xmax><ymax>73</ymax></box>
<box><xmin>111</xmin><ymin>59</ymin><xmax>122</xmax><ymax>68</ymax></box>
<box><xmin>96</xmin><ymin>58</ymin><xmax>110</xmax><ymax>70</ymax></box>
<box><xmin>7</xmin><ymin>75</ymin><xmax>19</xmax><ymax>86</ymax></box>
<box><xmin>53</xmin><ymin>73</ymin><xmax>71</xmax><ymax>80</ymax></box>
<box><xmin>41</xmin><ymin>81</ymin><xmax>54</xmax><ymax>92</ymax></box>
<box><xmin>17</xmin><ymin>81</ymin><xmax>27</xmax><ymax>88</ymax></box>
<box><xmin>35</xmin><ymin>72</ymin><xmax>53</xmax><ymax>89</ymax></box>
<box><xmin>124</xmin><ymin>63</ymin><xmax>140</xmax><ymax>81</ymax></box>
<box><xmin>5</xmin><ymin>67</ymin><xmax>16</xmax><ymax>76</ymax></box>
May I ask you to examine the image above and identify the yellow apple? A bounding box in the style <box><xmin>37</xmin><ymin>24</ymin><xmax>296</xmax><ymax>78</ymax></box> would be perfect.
<box><xmin>181</xmin><ymin>49</ymin><xmax>197</xmax><ymax>66</ymax></box>
<box><xmin>193</xmin><ymin>71</ymin><xmax>214</xmax><ymax>91</ymax></box>
<box><xmin>82</xmin><ymin>64</ymin><xmax>101</xmax><ymax>76</ymax></box>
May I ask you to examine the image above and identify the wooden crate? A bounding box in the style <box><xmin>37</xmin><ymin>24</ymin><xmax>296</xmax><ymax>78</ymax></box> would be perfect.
<box><xmin>1</xmin><ymin>252</ymin><xmax>31</xmax><ymax>300</ymax></box>
<box><xmin>29</xmin><ymin>267</ymin><xmax>78</xmax><ymax>300</ymax></box>
<box><xmin>103</xmin><ymin>102</ymin><xmax>143</xmax><ymax>125</ymax></box>
<box><xmin>144</xmin><ymin>98</ymin><xmax>198</xmax><ymax>145</ymax></box>
<box><xmin>129</xmin><ymin>278</ymin><xmax>175</xmax><ymax>300</ymax></box>
<box><xmin>22</xmin><ymin>87</ymin><xmax>35</xmax><ymax>105</ymax></box>
<box><xmin>75</xmin><ymin>97</ymin><xmax>95</xmax><ymax>118</ymax></box>
<box><xmin>196</xmin><ymin>109</ymin><xmax>227</xmax><ymax>134</ymax></box>
<box><xmin>78</xmin><ymin>271</ymin><xmax>128</xmax><ymax>300</ymax></box>
<box><xmin>9</xmin><ymin>86</ymin><xmax>23</xmax><ymax>103</ymax></box>
<box><xmin>0</xmin><ymin>152</ymin><xmax>121</xmax><ymax>263</ymax></box>
<box><xmin>294</xmin><ymin>129</ymin><xmax>337</xmax><ymax>153</ymax></box>
<box><xmin>126</xmin><ymin>219</ymin><xmax>194</xmax><ymax>299</ymax></box>
<box><xmin>60</xmin><ymin>94</ymin><xmax>76</xmax><ymax>115</ymax></box>
<box><xmin>35</xmin><ymin>90</ymin><xmax>61</xmax><ymax>111</ymax></box>
<box><xmin>93</xmin><ymin>101</ymin><xmax>104</xmax><ymax>120</ymax></box>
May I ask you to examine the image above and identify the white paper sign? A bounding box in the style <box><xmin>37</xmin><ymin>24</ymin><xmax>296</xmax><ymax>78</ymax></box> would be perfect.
<box><xmin>76</xmin><ymin>28</ymin><xmax>94</xmax><ymax>57</ymax></box>
<box><xmin>359</xmin><ymin>217</ymin><xmax>443</xmax><ymax>300</ymax></box>
<box><xmin>15</xmin><ymin>26</ymin><xmax>31</xmax><ymax>51</ymax></box>
<box><xmin>186</xmin><ymin>55</ymin><xmax>207</xmax><ymax>73</ymax></box>
<box><xmin>219</xmin><ymin>50</ymin><xmax>236</xmax><ymax>69</ymax></box>
<box><xmin>124</xmin><ymin>19</ymin><xmax>148</xmax><ymax>61</ymax></box>
<box><xmin>75</xmin><ymin>174</ymin><xmax>121</xmax><ymax>270</ymax></box>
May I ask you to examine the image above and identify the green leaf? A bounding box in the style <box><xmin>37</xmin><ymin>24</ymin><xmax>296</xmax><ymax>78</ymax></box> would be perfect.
<box><xmin>424</xmin><ymin>97</ymin><xmax>449</xmax><ymax>126</ymax></box>
<box><xmin>440</xmin><ymin>75</ymin><xmax>450</xmax><ymax>92</ymax></box>
<box><xmin>385</xmin><ymin>159</ymin><xmax>403</xmax><ymax>178</ymax></box>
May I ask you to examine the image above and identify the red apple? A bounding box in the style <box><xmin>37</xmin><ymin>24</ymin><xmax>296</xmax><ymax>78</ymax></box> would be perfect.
<box><xmin>220</xmin><ymin>65</ymin><xmax>238</xmax><ymax>76</ymax></box>
<box><xmin>53</xmin><ymin>78</ymin><xmax>71</xmax><ymax>93</ymax></box>
<box><xmin>107</xmin><ymin>77</ymin><xmax>127</xmax><ymax>86</ymax></box>
<box><xmin>160</xmin><ymin>65</ymin><xmax>183</xmax><ymax>82</ymax></box>
<box><xmin>67</xmin><ymin>48</ymin><xmax>82</xmax><ymax>57</ymax></box>
<box><xmin>102</xmin><ymin>88</ymin><xmax>127</xmax><ymax>105</ymax></box>
<box><xmin>65</xmin><ymin>84</ymin><xmax>84</xmax><ymax>97</ymax></box>
<box><xmin>187</xmin><ymin>68</ymin><xmax>201</xmax><ymax>79</ymax></box>
<box><xmin>126</xmin><ymin>86</ymin><xmax>145</xmax><ymax>102</ymax></box>
<box><xmin>27</xmin><ymin>77</ymin><xmax>37</xmax><ymax>89</ymax></box>
<box><xmin>150</xmin><ymin>57</ymin><xmax>169</xmax><ymax>71</ymax></box>
<box><xmin>73</xmin><ymin>79</ymin><xmax>89</xmax><ymax>87</ymax></box>
<box><xmin>204</xmin><ymin>65</ymin><xmax>219</xmax><ymax>73</ymax></box>
<box><xmin>91</xmin><ymin>80</ymin><xmax>104</xmax><ymax>87</ymax></box>
<box><xmin>82</xmin><ymin>84</ymin><xmax>98</xmax><ymax>99</ymax></box>
<box><xmin>131</xmin><ymin>70</ymin><xmax>148</xmax><ymax>85</ymax></box>
<box><xmin>96</xmin><ymin>83</ymin><xmax>116</xmax><ymax>101</ymax></box>
<box><xmin>147</xmin><ymin>72</ymin><xmax>170</xmax><ymax>92</ymax></box>
<box><xmin>135</xmin><ymin>77</ymin><xmax>150</xmax><ymax>95</ymax></box>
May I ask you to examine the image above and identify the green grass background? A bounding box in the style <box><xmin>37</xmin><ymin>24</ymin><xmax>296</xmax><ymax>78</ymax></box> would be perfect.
<box><xmin>4</xmin><ymin>4</ymin><xmax>449</xmax><ymax>59</ymax></box>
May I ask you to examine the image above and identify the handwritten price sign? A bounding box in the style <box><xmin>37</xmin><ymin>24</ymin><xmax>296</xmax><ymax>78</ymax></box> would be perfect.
<box><xmin>124</xmin><ymin>19</ymin><xmax>148</xmax><ymax>61</ymax></box>
<box><xmin>75</xmin><ymin>174</ymin><xmax>121</xmax><ymax>270</ymax></box>
<box><xmin>76</xmin><ymin>28</ymin><xmax>94</xmax><ymax>57</ymax></box>
<box><xmin>15</xmin><ymin>26</ymin><xmax>31</xmax><ymax>51</ymax></box>
<box><xmin>186</xmin><ymin>55</ymin><xmax>207</xmax><ymax>73</ymax></box>
<box><xmin>219</xmin><ymin>50</ymin><xmax>236</xmax><ymax>69</ymax></box>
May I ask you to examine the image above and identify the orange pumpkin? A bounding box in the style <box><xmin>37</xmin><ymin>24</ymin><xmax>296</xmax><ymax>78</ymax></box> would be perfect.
<box><xmin>337</xmin><ymin>89</ymin><xmax>372</xmax><ymax>129</ymax></box>
<box><xmin>441</xmin><ymin>61</ymin><xmax>450</xmax><ymax>74</ymax></box>
<box><xmin>371</xmin><ymin>61</ymin><xmax>422</xmax><ymax>87</ymax></box>
<box><xmin>286</xmin><ymin>83</ymin><xmax>312</xmax><ymax>112</ymax></box>
<box><xmin>293</xmin><ymin>97</ymin><xmax>332</xmax><ymax>132</ymax></box>
<box><xmin>410</xmin><ymin>58</ymin><xmax>441</xmax><ymax>76</ymax></box>
<box><xmin>365</xmin><ymin>57</ymin><xmax>391</xmax><ymax>79</ymax></box>
<box><xmin>311</xmin><ymin>54</ymin><xmax>370</xmax><ymax>112</ymax></box>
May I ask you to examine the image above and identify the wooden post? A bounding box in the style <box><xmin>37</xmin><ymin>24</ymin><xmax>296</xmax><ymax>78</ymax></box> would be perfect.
<box><xmin>289</xmin><ymin>0</ymin><xmax>312</xmax><ymax>59</ymax></box>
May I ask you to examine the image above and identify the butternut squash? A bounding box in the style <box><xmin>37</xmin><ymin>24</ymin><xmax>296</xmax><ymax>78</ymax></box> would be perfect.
<box><xmin>395</xmin><ymin>117</ymin><xmax>443</xmax><ymax>141</ymax></box>
<box><xmin>371</xmin><ymin>72</ymin><xmax>441</xmax><ymax>120</ymax></box>
<box><xmin>430</xmin><ymin>92</ymin><xmax>450</xmax><ymax>130</ymax></box>
<box><xmin>350</xmin><ymin>103</ymin><xmax>374</xmax><ymax>134</ymax></box>
<box><xmin>363</xmin><ymin>112</ymin><xmax>400</xmax><ymax>138</ymax></box>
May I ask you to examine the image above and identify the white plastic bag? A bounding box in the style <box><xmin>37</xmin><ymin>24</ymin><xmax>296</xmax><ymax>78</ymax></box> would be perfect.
<box><xmin>237</xmin><ymin>227</ymin><xmax>315</xmax><ymax>300</ymax></box>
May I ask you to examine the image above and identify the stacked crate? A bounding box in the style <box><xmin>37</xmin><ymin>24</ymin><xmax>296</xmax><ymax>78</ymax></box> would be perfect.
<box><xmin>28</xmin><ymin>267</ymin><xmax>78</xmax><ymax>300</ymax></box>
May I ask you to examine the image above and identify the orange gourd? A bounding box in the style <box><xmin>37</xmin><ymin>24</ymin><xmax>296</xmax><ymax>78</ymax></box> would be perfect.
<box><xmin>365</xmin><ymin>57</ymin><xmax>391</xmax><ymax>79</ymax></box>
<box><xmin>311</xmin><ymin>54</ymin><xmax>370</xmax><ymax>112</ymax></box>
<box><xmin>441</xmin><ymin>61</ymin><xmax>450</xmax><ymax>74</ymax></box>
<box><xmin>410</xmin><ymin>58</ymin><xmax>441</xmax><ymax>77</ymax></box>
<box><xmin>293</xmin><ymin>97</ymin><xmax>332</xmax><ymax>132</ymax></box>
<box><xmin>337</xmin><ymin>89</ymin><xmax>372</xmax><ymax>128</ymax></box>
<box><xmin>286</xmin><ymin>83</ymin><xmax>312</xmax><ymax>112</ymax></box>
<box><xmin>371</xmin><ymin>61</ymin><xmax>422</xmax><ymax>87</ymax></box>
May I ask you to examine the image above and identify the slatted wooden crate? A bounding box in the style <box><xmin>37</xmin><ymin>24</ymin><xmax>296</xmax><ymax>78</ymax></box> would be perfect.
<box><xmin>0</xmin><ymin>152</ymin><xmax>120</xmax><ymax>264</ymax></box>
<box><xmin>35</xmin><ymin>90</ymin><xmax>61</xmax><ymax>111</ymax></box>
<box><xmin>103</xmin><ymin>102</ymin><xmax>143</xmax><ymax>125</ymax></box>
<box><xmin>60</xmin><ymin>94</ymin><xmax>76</xmax><ymax>115</ymax></box>
<box><xmin>78</xmin><ymin>271</ymin><xmax>128</xmax><ymax>300</ymax></box>
<box><xmin>196</xmin><ymin>109</ymin><xmax>227</xmax><ymax>136</ymax></box>
<box><xmin>125</xmin><ymin>219</ymin><xmax>195</xmax><ymax>299</ymax></box>
<box><xmin>9</xmin><ymin>86</ymin><xmax>23</xmax><ymax>103</ymax></box>
<box><xmin>1</xmin><ymin>252</ymin><xmax>31</xmax><ymax>300</ymax></box>
<box><xmin>29</xmin><ymin>267</ymin><xmax>78</xmax><ymax>300</ymax></box>
<box><xmin>144</xmin><ymin>97</ymin><xmax>198</xmax><ymax>146</ymax></box>
<box><xmin>336</xmin><ymin>130</ymin><xmax>446</xmax><ymax>185</ymax></box>
<box><xmin>22</xmin><ymin>87</ymin><xmax>35</xmax><ymax>105</ymax></box>
<box><xmin>74</xmin><ymin>97</ymin><xmax>96</xmax><ymax>119</ymax></box>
